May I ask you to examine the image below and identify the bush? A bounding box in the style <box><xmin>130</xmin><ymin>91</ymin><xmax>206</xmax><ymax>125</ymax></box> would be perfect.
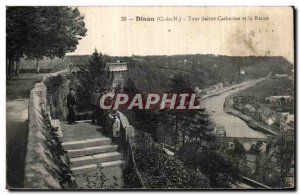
<box><xmin>133</xmin><ymin>132</ymin><xmax>209</xmax><ymax>189</ymax></box>
<box><xmin>176</xmin><ymin>142</ymin><xmax>240</xmax><ymax>188</ymax></box>
<box><xmin>44</xmin><ymin>73</ymin><xmax>70</xmax><ymax>120</ymax></box>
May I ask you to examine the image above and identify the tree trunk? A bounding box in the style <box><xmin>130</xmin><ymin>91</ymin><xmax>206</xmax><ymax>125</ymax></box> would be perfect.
<box><xmin>7</xmin><ymin>56</ymin><xmax>14</xmax><ymax>80</ymax></box>
<box><xmin>13</xmin><ymin>59</ymin><xmax>17</xmax><ymax>76</ymax></box>
<box><xmin>182</xmin><ymin>130</ymin><xmax>186</xmax><ymax>144</ymax></box>
<box><xmin>6</xmin><ymin>58</ymin><xmax>9</xmax><ymax>79</ymax></box>
<box><xmin>174</xmin><ymin>115</ymin><xmax>178</xmax><ymax>149</ymax></box>
<box><xmin>36</xmin><ymin>59</ymin><xmax>40</xmax><ymax>74</ymax></box>
<box><xmin>16</xmin><ymin>59</ymin><xmax>20</xmax><ymax>75</ymax></box>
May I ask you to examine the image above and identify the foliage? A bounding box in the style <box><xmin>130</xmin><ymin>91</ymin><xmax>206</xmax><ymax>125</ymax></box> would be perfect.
<box><xmin>126</xmin><ymin>78</ymin><xmax>164</xmax><ymax>142</ymax></box>
<box><xmin>85</xmin><ymin>163</ymin><xmax>118</xmax><ymax>189</ymax></box>
<box><xmin>43</xmin><ymin>73</ymin><xmax>70</xmax><ymax>120</ymax></box>
<box><xmin>250</xmin><ymin>140</ymin><xmax>264</xmax><ymax>154</ymax></box>
<box><xmin>123</xmin><ymin>165</ymin><xmax>144</xmax><ymax>188</ymax></box>
<box><xmin>75</xmin><ymin>50</ymin><xmax>113</xmax><ymax>112</ymax></box>
<box><xmin>126</xmin><ymin>55</ymin><xmax>293</xmax><ymax>93</ymax></box>
<box><xmin>15</xmin><ymin>52</ymin><xmax>293</xmax><ymax>86</ymax></box>
<box><xmin>133</xmin><ymin>132</ymin><xmax>209</xmax><ymax>189</ymax></box>
<box><xmin>186</xmin><ymin>169</ymin><xmax>210</xmax><ymax>188</ymax></box>
<box><xmin>176</xmin><ymin>142</ymin><xmax>239</xmax><ymax>188</ymax></box>
<box><xmin>223</xmin><ymin>139</ymin><xmax>247</xmax><ymax>169</ymax></box>
<box><xmin>153</xmin><ymin>72</ymin><xmax>215</xmax><ymax>147</ymax></box>
<box><xmin>252</xmin><ymin>133</ymin><xmax>294</xmax><ymax>188</ymax></box>
<box><xmin>169</xmin><ymin>72</ymin><xmax>193</xmax><ymax>93</ymax></box>
<box><xmin>40</xmin><ymin>102</ymin><xmax>77</xmax><ymax>188</ymax></box>
<box><xmin>6</xmin><ymin>6</ymin><xmax>87</xmax><ymax>74</ymax></box>
<box><xmin>132</xmin><ymin>109</ymin><xmax>161</xmax><ymax>142</ymax></box>
<box><xmin>237</xmin><ymin>78</ymin><xmax>294</xmax><ymax>113</ymax></box>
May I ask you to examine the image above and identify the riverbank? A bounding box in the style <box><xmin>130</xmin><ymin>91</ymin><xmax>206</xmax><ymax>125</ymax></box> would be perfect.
<box><xmin>201</xmin><ymin>75</ymin><xmax>275</xmax><ymax>138</ymax></box>
<box><xmin>201</xmin><ymin>77</ymin><xmax>268</xmax><ymax>101</ymax></box>
<box><xmin>223</xmin><ymin>81</ymin><xmax>278</xmax><ymax>137</ymax></box>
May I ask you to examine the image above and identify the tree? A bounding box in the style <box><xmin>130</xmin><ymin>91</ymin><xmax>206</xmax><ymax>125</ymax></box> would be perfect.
<box><xmin>168</xmin><ymin>72</ymin><xmax>193</xmax><ymax>147</ymax></box>
<box><xmin>253</xmin><ymin>133</ymin><xmax>294</xmax><ymax>187</ymax></box>
<box><xmin>75</xmin><ymin>50</ymin><xmax>113</xmax><ymax>112</ymax></box>
<box><xmin>163</xmin><ymin>72</ymin><xmax>214</xmax><ymax>147</ymax></box>
<box><xmin>6</xmin><ymin>7</ymin><xmax>33</xmax><ymax>78</ymax></box>
<box><xmin>176</xmin><ymin>145</ymin><xmax>239</xmax><ymax>188</ymax></box>
<box><xmin>6</xmin><ymin>6</ymin><xmax>87</xmax><ymax>76</ymax></box>
<box><xmin>186</xmin><ymin>109</ymin><xmax>215</xmax><ymax>146</ymax></box>
<box><xmin>169</xmin><ymin>72</ymin><xmax>192</xmax><ymax>94</ymax></box>
<box><xmin>133</xmin><ymin>132</ymin><xmax>209</xmax><ymax>189</ymax></box>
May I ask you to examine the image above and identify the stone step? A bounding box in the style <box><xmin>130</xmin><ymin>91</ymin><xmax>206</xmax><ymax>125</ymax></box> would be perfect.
<box><xmin>62</xmin><ymin>137</ymin><xmax>111</xmax><ymax>150</ymax></box>
<box><xmin>70</xmin><ymin>151</ymin><xmax>122</xmax><ymax>167</ymax></box>
<box><xmin>67</xmin><ymin>145</ymin><xmax>118</xmax><ymax>158</ymax></box>
<box><xmin>71</xmin><ymin>160</ymin><xmax>126</xmax><ymax>174</ymax></box>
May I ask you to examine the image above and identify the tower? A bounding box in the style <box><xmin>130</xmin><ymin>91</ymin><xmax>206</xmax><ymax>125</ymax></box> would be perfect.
<box><xmin>106</xmin><ymin>61</ymin><xmax>128</xmax><ymax>90</ymax></box>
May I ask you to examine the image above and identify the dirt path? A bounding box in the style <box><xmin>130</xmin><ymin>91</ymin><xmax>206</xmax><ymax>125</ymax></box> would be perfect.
<box><xmin>6</xmin><ymin>73</ymin><xmax>45</xmax><ymax>188</ymax></box>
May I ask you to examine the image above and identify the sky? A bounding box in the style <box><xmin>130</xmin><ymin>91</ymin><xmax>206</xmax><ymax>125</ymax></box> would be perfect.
<box><xmin>71</xmin><ymin>7</ymin><xmax>294</xmax><ymax>64</ymax></box>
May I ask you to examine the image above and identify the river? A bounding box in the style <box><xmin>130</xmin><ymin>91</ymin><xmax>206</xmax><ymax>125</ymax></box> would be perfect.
<box><xmin>200</xmin><ymin>80</ymin><xmax>267</xmax><ymax>138</ymax></box>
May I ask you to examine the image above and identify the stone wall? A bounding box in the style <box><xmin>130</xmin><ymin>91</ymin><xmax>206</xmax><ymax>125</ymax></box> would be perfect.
<box><xmin>24</xmin><ymin>81</ymin><xmax>73</xmax><ymax>189</ymax></box>
<box><xmin>24</xmin><ymin>82</ymin><xmax>62</xmax><ymax>188</ymax></box>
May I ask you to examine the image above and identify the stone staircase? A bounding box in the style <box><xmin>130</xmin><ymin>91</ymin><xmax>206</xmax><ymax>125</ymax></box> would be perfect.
<box><xmin>60</xmin><ymin>123</ymin><xmax>125</xmax><ymax>189</ymax></box>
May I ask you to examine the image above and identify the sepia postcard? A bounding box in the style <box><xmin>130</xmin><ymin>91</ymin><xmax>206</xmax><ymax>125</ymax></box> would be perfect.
<box><xmin>6</xmin><ymin>6</ymin><xmax>295</xmax><ymax>190</ymax></box>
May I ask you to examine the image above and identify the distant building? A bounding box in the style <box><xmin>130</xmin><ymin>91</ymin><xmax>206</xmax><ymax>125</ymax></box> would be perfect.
<box><xmin>233</xmin><ymin>103</ymin><xmax>245</xmax><ymax>111</ymax></box>
<box><xmin>209</xmin><ymin>85</ymin><xmax>219</xmax><ymax>91</ymax></box>
<box><xmin>280</xmin><ymin>121</ymin><xmax>294</xmax><ymax>135</ymax></box>
<box><xmin>215</xmin><ymin>125</ymin><xmax>226</xmax><ymax>137</ymax></box>
<box><xmin>217</xmin><ymin>82</ymin><xmax>224</xmax><ymax>89</ymax></box>
<box><xmin>256</xmin><ymin>106</ymin><xmax>277</xmax><ymax>126</ymax></box>
<box><xmin>194</xmin><ymin>87</ymin><xmax>206</xmax><ymax>97</ymax></box>
<box><xmin>265</xmin><ymin>96</ymin><xmax>293</xmax><ymax>104</ymax></box>
<box><xmin>275</xmin><ymin>74</ymin><xmax>288</xmax><ymax>79</ymax></box>
<box><xmin>223</xmin><ymin>81</ymin><xmax>231</xmax><ymax>87</ymax></box>
<box><xmin>234</xmin><ymin>96</ymin><xmax>258</xmax><ymax>104</ymax></box>
<box><xmin>106</xmin><ymin>61</ymin><xmax>127</xmax><ymax>72</ymax></box>
<box><xmin>286</xmin><ymin>167</ymin><xmax>295</xmax><ymax>188</ymax></box>
<box><xmin>106</xmin><ymin>61</ymin><xmax>128</xmax><ymax>89</ymax></box>
<box><xmin>277</xmin><ymin>112</ymin><xmax>294</xmax><ymax>124</ymax></box>
<box><xmin>68</xmin><ymin>61</ymin><xmax>128</xmax><ymax>73</ymax></box>
<box><xmin>286</xmin><ymin>160</ymin><xmax>295</xmax><ymax>188</ymax></box>
<box><xmin>243</xmin><ymin>104</ymin><xmax>256</xmax><ymax>115</ymax></box>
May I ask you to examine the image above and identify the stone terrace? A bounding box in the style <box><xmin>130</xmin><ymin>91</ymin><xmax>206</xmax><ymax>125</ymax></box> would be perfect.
<box><xmin>60</xmin><ymin>121</ymin><xmax>125</xmax><ymax>189</ymax></box>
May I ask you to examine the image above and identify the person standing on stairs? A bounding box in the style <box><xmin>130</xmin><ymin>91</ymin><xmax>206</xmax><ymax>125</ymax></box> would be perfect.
<box><xmin>67</xmin><ymin>88</ymin><xmax>77</xmax><ymax>125</ymax></box>
<box><xmin>112</xmin><ymin>111</ymin><xmax>120</xmax><ymax>144</ymax></box>
<box><xmin>107</xmin><ymin>109</ymin><xmax>120</xmax><ymax>144</ymax></box>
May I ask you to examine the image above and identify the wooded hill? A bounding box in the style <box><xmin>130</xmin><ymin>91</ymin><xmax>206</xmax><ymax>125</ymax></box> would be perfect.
<box><xmin>19</xmin><ymin>54</ymin><xmax>293</xmax><ymax>92</ymax></box>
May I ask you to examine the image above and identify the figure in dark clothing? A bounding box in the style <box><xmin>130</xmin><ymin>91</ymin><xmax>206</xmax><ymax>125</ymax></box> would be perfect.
<box><xmin>67</xmin><ymin>88</ymin><xmax>77</xmax><ymax>124</ymax></box>
<box><xmin>99</xmin><ymin>87</ymin><xmax>109</xmax><ymax>127</ymax></box>
<box><xmin>91</xmin><ymin>87</ymin><xmax>101</xmax><ymax>124</ymax></box>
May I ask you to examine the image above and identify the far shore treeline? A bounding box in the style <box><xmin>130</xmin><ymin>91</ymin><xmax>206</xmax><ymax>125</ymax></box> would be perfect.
<box><xmin>18</xmin><ymin>54</ymin><xmax>293</xmax><ymax>92</ymax></box>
